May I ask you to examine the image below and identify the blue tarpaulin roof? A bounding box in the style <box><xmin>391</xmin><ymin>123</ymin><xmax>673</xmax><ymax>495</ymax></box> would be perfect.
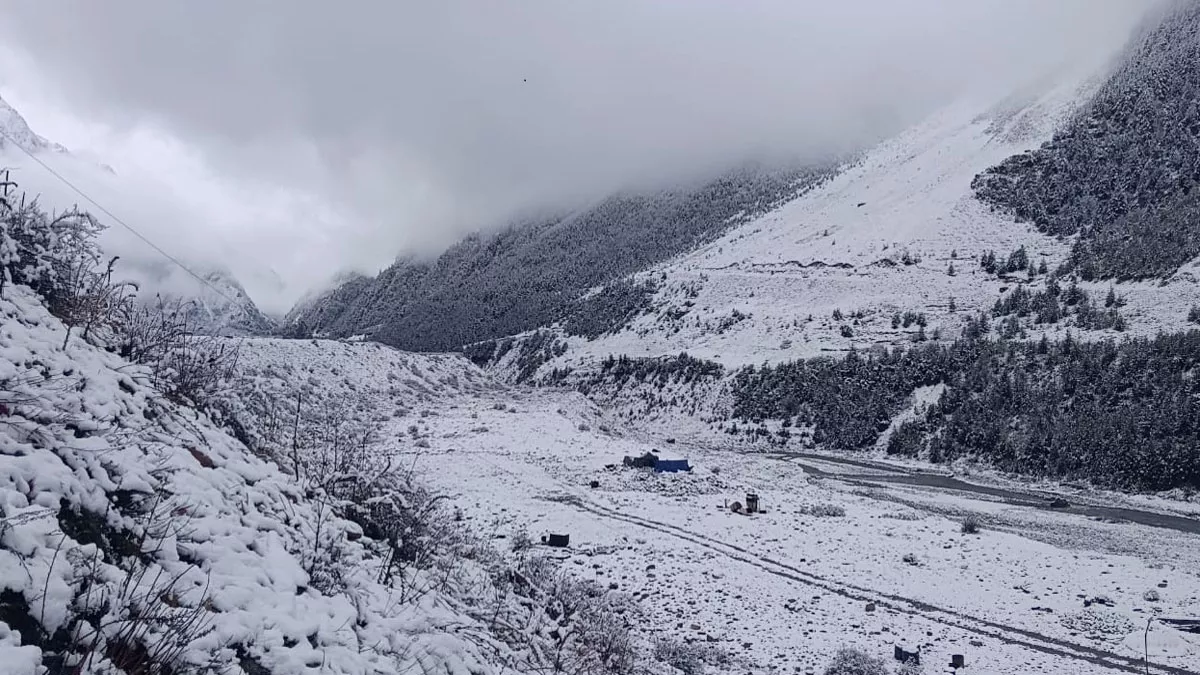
<box><xmin>654</xmin><ymin>458</ymin><xmax>691</xmax><ymax>473</ymax></box>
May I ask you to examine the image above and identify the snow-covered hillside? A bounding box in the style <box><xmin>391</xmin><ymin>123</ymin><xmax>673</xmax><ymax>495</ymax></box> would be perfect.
<box><xmin>0</xmin><ymin>189</ymin><xmax>663</xmax><ymax>675</ymax></box>
<box><xmin>0</xmin><ymin>286</ymin><xmax>508</xmax><ymax>674</ymax></box>
<box><xmin>515</xmin><ymin>76</ymin><xmax>1200</xmax><ymax>377</ymax></box>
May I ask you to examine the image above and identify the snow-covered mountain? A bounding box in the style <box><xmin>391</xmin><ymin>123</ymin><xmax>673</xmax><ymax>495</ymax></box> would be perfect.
<box><xmin>124</xmin><ymin>259</ymin><xmax>278</xmax><ymax>336</ymax></box>
<box><xmin>283</xmin><ymin>163</ymin><xmax>840</xmax><ymax>350</ymax></box>
<box><xmin>285</xmin><ymin>2</ymin><xmax>1200</xmax><ymax>497</ymax></box>
<box><xmin>293</xmin><ymin>5</ymin><xmax>1200</xmax><ymax>370</ymax></box>
<box><xmin>0</xmin><ymin>94</ymin><xmax>274</xmax><ymax>336</ymax></box>
<box><xmin>0</xmin><ymin>95</ymin><xmax>68</xmax><ymax>155</ymax></box>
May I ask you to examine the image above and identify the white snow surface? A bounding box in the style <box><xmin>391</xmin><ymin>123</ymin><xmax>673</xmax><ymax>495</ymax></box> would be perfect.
<box><xmin>398</xmin><ymin>385</ymin><xmax>1200</xmax><ymax>675</ymax></box>
<box><xmin>5</xmin><ymin>283</ymin><xmax>1199</xmax><ymax>674</ymax></box>
<box><xmin>0</xmin><ymin>287</ymin><xmax>518</xmax><ymax>674</ymax></box>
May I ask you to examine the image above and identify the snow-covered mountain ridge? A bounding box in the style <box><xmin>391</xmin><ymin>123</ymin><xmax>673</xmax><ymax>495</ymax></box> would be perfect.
<box><xmin>0</xmin><ymin>94</ymin><xmax>274</xmax><ymax>336</ymax></box>
<box><xmin>0</xmin><ymin>95</ymin><xmax>68</xmax><ymax>155</ymax></box>
<box><xmin>453</xmin><ymin>4</ymin><xmax>1200</xmax><ymax>497</ymax></box>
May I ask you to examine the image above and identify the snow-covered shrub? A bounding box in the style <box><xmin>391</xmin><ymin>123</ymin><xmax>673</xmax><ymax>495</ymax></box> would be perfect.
<box><xmin>823</xmin><ymin>646</ymin><xmax>889</xmax><ymax>675</ymax></box>
<box><xmin>0</xmin><ymin>186</ymin><xmax>135</xmax><ymax>350</ymax></box>
<box><xmin>493</xmin><ymin>555</ymin><xmax>640</xmax><ymax>675</ymax></box>
<box><xmin>153</xmin><ymin>336</ymin><xmax>240</xmax><ymax>411</ymax></box>
<box><xmin>0</xmin><ymin>189</ymin><xmax>100</xmax><ymax>301</ymax></box>
<box><xmin>960</xmin><ymin>514</ymin><xmax>981</xmax><ymax>534</ymax></box>
<box><xmin>50</xmin><ymin>254</ymin><xmax>136</xmax><ymax>350</ymax></box>
<box><xmin>62</xmin><ymin>555</ymin><xmax>214</xmax><ymax>675</ymax></box>
<box><xmin>652</xmin><ymin>637</ymin><xmax>729</xmax><ymax>675</ymax></box>
<box><xmin>510</xmin><ymin>526</ymin><xmax>534</xmax><ymax>553</ymax></box>
<box><xmin>116</xmin><ymin>295</ymin><xmax>192</xmax><ymax>366</ymax></box>
<box><xmin>801</xmin><ymin>503</ymin><xmax>846</xmax><ymax>518</ymax></box>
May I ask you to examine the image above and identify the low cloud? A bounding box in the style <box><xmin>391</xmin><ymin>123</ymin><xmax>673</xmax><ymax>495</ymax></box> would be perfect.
<box><xmin>0</xmin><ymin>0</ymin><xmax>1155</xmax><ymax>310</ymax></box>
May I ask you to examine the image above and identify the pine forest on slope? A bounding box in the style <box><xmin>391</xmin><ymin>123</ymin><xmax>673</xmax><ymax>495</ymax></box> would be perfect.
<box><xmin>973</xmin><ymin>1</ymin><xmax>1200</xmax><ymax>281</ymax></box>
<box><xmin>285</xmin><ymin>162</ymin><xmax>838</xmax><ymax>350</ymax></box>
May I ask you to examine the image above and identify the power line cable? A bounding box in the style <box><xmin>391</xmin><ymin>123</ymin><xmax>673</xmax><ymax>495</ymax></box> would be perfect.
<box><xmin>0</xmin><ymin>129</ymin><xmax>238</xmax><ymax>304</ymax></box>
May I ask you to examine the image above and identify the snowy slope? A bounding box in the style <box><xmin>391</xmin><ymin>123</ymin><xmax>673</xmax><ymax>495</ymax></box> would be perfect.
<box><xmin>498</xmin><ymin>74</ymin><xmax>1200</xmax><ymax>380</ymax></box>
<box><xmin>0</xmin><ymin>286</ymin><xmax>516</xmax><ymax>674</ymax></box>
<box><xmin>563</xmin><ymin>98</ymin><xmax>1059</xmax><ymax>368</ymax></box>
<box><xmin>0</xmin><ymin>96</ymin><xmax>68</xmax><ymax>155</ymax></box>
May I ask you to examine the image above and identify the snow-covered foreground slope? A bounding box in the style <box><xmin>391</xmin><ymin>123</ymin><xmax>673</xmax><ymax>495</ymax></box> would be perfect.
<box><xmin>396</xmin><ymin>389</ymin><xmax>1200</xmax><ymax>675</ymax></box>
<box><xmin>0</xmin><ymin>288</ymin><xmax>530</xmax><ymax>674</ymax></box>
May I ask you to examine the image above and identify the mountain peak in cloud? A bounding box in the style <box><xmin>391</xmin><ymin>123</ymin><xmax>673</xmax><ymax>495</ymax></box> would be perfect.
<box><xmin>0</xmin><ymin>93</ymin><xmax>68</xmax><ymax>154</ymax></box>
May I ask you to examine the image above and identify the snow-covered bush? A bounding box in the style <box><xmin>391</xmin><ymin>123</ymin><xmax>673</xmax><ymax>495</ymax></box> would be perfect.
<box><xmin>153</xmin><ymin>336</ymin><xmax>240</xmax><ymax>411</ymax></box>
<box><xmin>801</xmin><ymin>503</ymin><xmax>847</xmax><ymax>518</ymax></box>
<box><xmin>652</xmin><ymin>637</ymin><xmax>729</xmax><ymax>675</ymax></box>
<box><xmin>0</xmin><ymin>188</ymin><xmax>100</xmax><ymax>301</ymax></box>
<box><xmin>823</xmin><ymin>646</ymin><xmax>889</xmax><ymax>675</ymax></box>
<box><xmin>960</xmin><ymin>514</ymin><xmax>982</xmax><ymax>534</ymax></box>
<box><xmin>0</xmin><ymin>185</ymin><xmax>136</xmax><ymax>350</ymax></box>
<box><xmin>116</xmin><ymin>295</ymin><xmax>192</xmax><ymax>366</ymax></box>
<box><xmin>484</xmin><ymin>555</ymin><xmax>640</xmax><ymax>675</ymax></box>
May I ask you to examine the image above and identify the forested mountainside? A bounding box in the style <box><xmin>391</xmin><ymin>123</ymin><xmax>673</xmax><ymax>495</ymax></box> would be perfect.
<box><xmin>732</xmin><ymin>330</ymin><xmax>1200</xmax><ymax>492</ymax></box>
<box><xmin>285</xmin><ymin>162</ymin><xmax>837</xmax><ymax>350</ymax></box>
<box><xmin>281</xmin><ymin>271</ymin><xmax>371</xmax><ymax>334</ymax></box>
<box><xmin>973</xmin><ymin>0</ymin><xmax>1200</xmax><ymax>281</ymax></box>
<box><xmin>483</xmin><ymin>1</ymin><xmax>1200</xmax><ymax>495</ymax></box>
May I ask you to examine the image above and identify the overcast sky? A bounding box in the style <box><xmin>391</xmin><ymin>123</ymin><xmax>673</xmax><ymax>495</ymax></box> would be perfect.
<box><xmin>0</xmin><ymin>0</ymin><xmax>1154</xmax><ymax>313</ymax></box>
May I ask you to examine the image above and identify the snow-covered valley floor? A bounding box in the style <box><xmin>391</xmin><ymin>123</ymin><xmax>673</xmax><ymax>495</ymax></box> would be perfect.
<box><xmin>389</xmin><ymin>386</ymin><xmax>1200</xmax><ymax>675</ymax></box>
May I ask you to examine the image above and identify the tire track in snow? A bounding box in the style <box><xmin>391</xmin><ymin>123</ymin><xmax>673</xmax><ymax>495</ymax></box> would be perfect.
<box><xmin>552</xmin><ymin>493</ymin><xmax>1197</xmax><ymax>675</ymax></box>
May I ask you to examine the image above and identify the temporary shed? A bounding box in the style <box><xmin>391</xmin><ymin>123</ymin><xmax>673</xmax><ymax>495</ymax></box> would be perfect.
<box><xmin>654</xmin><ymin>459</ymin><xmax>691</xmax><ymax>473</ymax></box>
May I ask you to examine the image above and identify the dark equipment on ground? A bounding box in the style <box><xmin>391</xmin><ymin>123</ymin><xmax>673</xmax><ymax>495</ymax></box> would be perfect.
<box><xmin>542</xmin><ymin>534</ymin><xmax>570</xmax><ymax>547</ymax></box>
<box><xmin>893</xmin><ymin>645</ymin><xmax>920</xmax><ymax>666</ymax></box>
<box><xmin>623</xmin><ymin>452</ymin><xmax>658</xmax><ymax>469</ymax></box>
<box><xmin>745</xmin><ymin>493</ymin><xmax>760</xmax><ymax>514</ymax></box>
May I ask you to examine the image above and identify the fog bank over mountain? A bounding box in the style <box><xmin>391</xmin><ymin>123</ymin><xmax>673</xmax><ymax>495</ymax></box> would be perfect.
<box><xmin>0</xmin><ymin>0</ymin><xmax>1155</xmax><ymax>309</ymax></box>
